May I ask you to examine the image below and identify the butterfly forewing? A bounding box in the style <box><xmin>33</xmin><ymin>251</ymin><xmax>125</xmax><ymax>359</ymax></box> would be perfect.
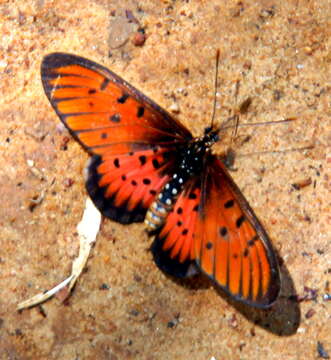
<box><xmin>41</xmin><ymin>53</ymin><xmax>192</xmax><ymax>156</ymax></box>
<box><xmin>195</xmin><ymin>155</ymin><xmax>280</xmax><ymax>307</ymax></box>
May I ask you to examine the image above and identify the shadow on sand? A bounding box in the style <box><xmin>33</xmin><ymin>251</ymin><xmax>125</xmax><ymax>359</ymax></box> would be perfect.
<box><xmin>170</xmin><ymin>255</ymin><xmax>300</xmax><ymax>336</ymax></box>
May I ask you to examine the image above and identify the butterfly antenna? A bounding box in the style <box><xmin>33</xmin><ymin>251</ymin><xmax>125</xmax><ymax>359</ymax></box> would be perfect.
<box><xmin>221</xmin><ymin>117</ymin><xmax>298</xmax><ymax>131</ymax></box>
<box><xmin>210</xmin><ymin>49</ymin><xmax>220</xmax><ymax>129</ymax></box>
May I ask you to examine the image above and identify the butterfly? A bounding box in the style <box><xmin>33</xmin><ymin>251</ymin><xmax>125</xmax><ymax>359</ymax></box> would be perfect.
<box><xmin>41</xmin><ymin>53</ymin><xmax>280</xmax><ymax>308</ymax></box>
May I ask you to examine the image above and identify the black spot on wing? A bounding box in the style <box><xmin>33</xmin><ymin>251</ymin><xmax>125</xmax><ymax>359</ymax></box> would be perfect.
<box><xmin>137</xmin><ymin>106</ymin><xmax>145</xmax><ymax>118</ymax></box>
<box><xmin>139</xmin><ymin>155</ymin><xmax>147</xmax><ymax>165</ymax></box>
<box><xmin>152</xmin><ymin>159</ymin><xmax>161</xmax><ymax>169</ymax></box>
<box><xmin>110</xmin><ymin>113</ymin><xmax>121</xmax><ymax>123</ymax></box>
<box><xmin>117</xmin><ymin>93</ymin><xmax>129</xmax><ymax>104</ymax></box>
<box><xmin>219</xmin><ymin>227</ymin><xmax>228</xmax><ymax>238</ymax></box>
<box><xmin>114</xmin><ymin>158</ymin><xmax>120</xmax><ymax>168</ymax></box>
<box><xmin>248</xmin><ymin>235</ymin><xmax>259</xmax><ymax>247</ymax></box>
<box><xmin>100</xmin><ymin>78</ymin><xmax>110</xmax><ymax>91</ymax></box>
<box><xmin>206</xmin><ymin>242</ymin><xmax>213</xmax><ymax>249</ymax></box>
<box><xmin>224</xmin><ymin>199</ymin><xmax>234</xmax><ymax>208</ymax></box>
<box><xmin>236</xmin><ymin>215</ymin><xmax>246</xmax><ymax>228</ymax></box>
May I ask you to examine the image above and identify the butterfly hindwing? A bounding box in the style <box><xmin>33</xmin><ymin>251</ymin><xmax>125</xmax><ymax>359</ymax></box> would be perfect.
<box><xmin>194</xmin><ymin>155</ymin><xmax>280</xmax><ymax>307</ymax></box>
<box><xmin>86</xmin><ymin>147</ymin><xmax>177</xmax><ymax>224</ymax></box>
<box><xmin>151</xmin><ymin>178</ymin><xmax>201</xmax><ymax>278</ymax></box>
<box><xmin>152</xmin><ymin>155</ymin><xmax>279</xmax><ymax>307</ymax></box>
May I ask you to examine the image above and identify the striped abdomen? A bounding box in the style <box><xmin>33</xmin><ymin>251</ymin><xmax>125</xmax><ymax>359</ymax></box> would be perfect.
<box><xmin>145</xmin><ymin>173</ymin><xmax>186</xmax><ymax>231</ymax></box>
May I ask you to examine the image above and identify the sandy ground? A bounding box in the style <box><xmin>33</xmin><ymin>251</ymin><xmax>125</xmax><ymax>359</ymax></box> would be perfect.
<box><xmin>0</xmin><ymin>0</ymin><xmax>330</xmax><ymax>359</ymax></box>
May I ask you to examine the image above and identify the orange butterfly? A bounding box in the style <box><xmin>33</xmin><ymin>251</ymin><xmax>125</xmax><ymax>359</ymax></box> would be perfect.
<box><xmin>41</xmin><ymin>53</ymin><xmax>280</xmax><ymax>308</ymax></box>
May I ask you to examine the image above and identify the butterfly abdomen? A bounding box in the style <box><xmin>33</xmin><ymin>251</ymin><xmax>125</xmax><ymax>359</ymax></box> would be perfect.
<box><xmin>145</xmin><ymin>173</ymin><xmax>187</xmax><ymax>231</ymax></box>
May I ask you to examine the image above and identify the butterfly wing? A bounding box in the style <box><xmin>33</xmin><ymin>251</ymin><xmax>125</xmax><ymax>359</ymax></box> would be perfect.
<box><xmin>151</xmin><ymin>177</ymin><xmax>201</xmax><ymax>278</ymax></box>
<box><xmin>41</xmin><ymin>53</ymin><xmax>192</xmax><ymax>223</ymax></box>
<box><xmin>86</xmin><ymin>147</ymin><xmax>178</xmax><ymax>223</ymax></box>
<box><xmin>194</xmin><ymin>155</ymin><xmax>280</xmax><ymax>307</ymax></box>
<box><xmin>152</xmin><ymin>154</ymin><xmax>280</xmax><ymax>308</ymax></box>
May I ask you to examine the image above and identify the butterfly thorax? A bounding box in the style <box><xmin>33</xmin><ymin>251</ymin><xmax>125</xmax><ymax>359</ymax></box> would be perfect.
<box><xmin>145</xmin><ymin>128</ymin><xmax>219</xmax><ymax>231</ymax></box>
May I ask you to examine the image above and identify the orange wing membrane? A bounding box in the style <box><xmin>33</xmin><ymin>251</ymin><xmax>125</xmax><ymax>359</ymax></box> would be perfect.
<box><xmin>41</xmin><ymin>53</ymin><xmax>192</xmax><ymax>157</ymax></box>
<box><xmin>41</xmin><ymin>53</ymin><xmax>191</xmax><ymax>223</ymax></box>
<box><xmin>194</xmin><ymin>156</ymin><xmax>280</xmax><ymax>307</ymax></box>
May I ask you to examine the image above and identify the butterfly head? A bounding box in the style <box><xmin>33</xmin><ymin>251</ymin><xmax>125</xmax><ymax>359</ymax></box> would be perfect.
<box><xmin>203</xmin><ymin>126</ymin><xmax>220</xmax><ymax>147</ymax></box>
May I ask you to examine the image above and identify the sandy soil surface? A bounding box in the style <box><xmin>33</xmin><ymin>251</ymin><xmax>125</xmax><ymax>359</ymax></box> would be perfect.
<box><xmin>0</xmin><ymin>1</ymin><xmax>330</xmax><ymax>359</ymax></box>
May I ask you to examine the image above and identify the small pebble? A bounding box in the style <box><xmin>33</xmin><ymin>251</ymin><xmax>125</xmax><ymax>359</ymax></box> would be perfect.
<box><xmin>132</xmin><ymin>32</ymin><xmax>146</xmax><ymax>46</ymax></box>
<box><xmin>169</xmin><ymin>103</ymin><xmax>180</xmax><ymax>113</ymax></box>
